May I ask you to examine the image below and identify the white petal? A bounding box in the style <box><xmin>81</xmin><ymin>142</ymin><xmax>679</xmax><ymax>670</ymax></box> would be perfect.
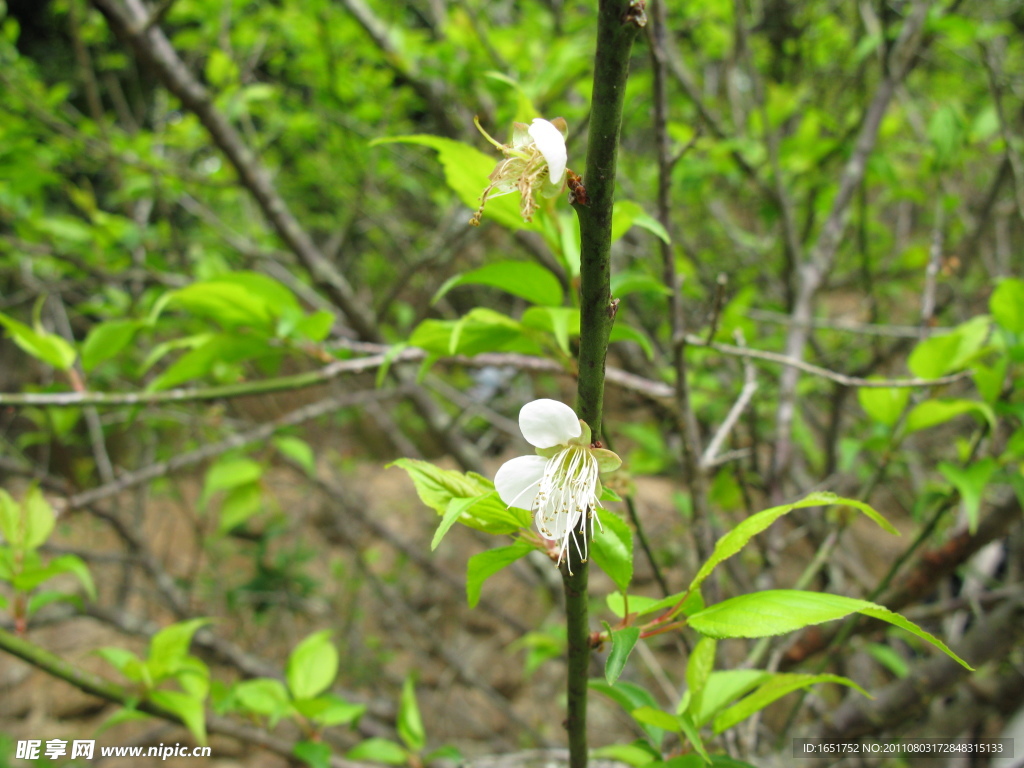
<box><xmin>519</xmin><ymin>399</ymin><xmax>581</xmax><ymax>448</ymax></box>
<box><xmin>494</xmin><ymin>455</ymin><xmax>546</xmax><ymax>508</ymax></box>
<box><xmin>529</xmin><ymin>119</ymin><xmax>567</xmax><ymax>184</ymax></box>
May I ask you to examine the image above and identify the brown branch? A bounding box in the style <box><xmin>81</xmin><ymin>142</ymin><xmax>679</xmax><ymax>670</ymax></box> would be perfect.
<box><xmin>90</xmin><ymin>0</ymin><xmax>380</xmax><ymax>341</ymax></box>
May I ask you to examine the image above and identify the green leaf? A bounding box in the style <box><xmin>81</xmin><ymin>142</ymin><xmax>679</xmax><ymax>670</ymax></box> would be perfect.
<box><xmin>148</xmin><ymin>334</ymin><xmax>272</xmax><ymax>391</ymax></box>
<box><xmin>0</xmin><ymin>490</ymin><xmax>20</xmax><ymax>549</ymax></box>
<box><xmin>591</xmin><ymin>511</ymin><xmax>633</xmax><ymax>592</ymax></box>
<box><xmin>991</xmin><ymin>278</ymin><xmax>1024</xmax><ymax>333</ymax></box>
<box><xmin>286</xmin><ymin>630</ymin><xmax>339</xmax><ymax>700</ymax></box>
<box><xmin>605</xmin><ymin>626</ymin><xmax>640</xmax><ymax>685</ymax></box>
<box><xmin>218</xmin><ymin>482</ymin><xmax>265</xmax><ymax>532</ymax></box>
<box><xmin>864</xmin><ymin>642</ymin><xmax>910</xmax><ymax>678</ymax></box>
<box><xmin>907</xmin><ymin>333</ymin><xmax>962</xmax><ymax>379</ymax></box>
<box><xmin>148</xmin><ymin>618</ymin><xmax>211</xmax><ymax>681</ymax></box>
<box><xmin>905</xmin><ymin>399</ymin><xmax>995</xmax><ymax>433</ymax></box>
<box><xmin>688</xmin><ymin>590</ymin><xmax>971</xmax><ymax>669</ymax></box>
<box><xmin>591</xmin><ymin>743</ymin><xmax>660</xmax><ymax>767</ymax></box>
<box><xmin>858</xmin><ymin>383</ymin><xmax>910</xmax><ymax>427</ymax></box>
<box><xmin>589</xmin><ymin>679</ymin><xmax>665</xmax><ymax>745</ymax></box>
<box><xmin>433</xmin><ymin>261</ymin><xmax>562</xmax><ymax>307</ymax></box>
<box><xmin>410</xmin><ymin>309</ymin><xmax>532</xmax><ymax>357</ymax></box>
<box><xmin>687</xmin><ymin>493</ymin><xmax>897</xmax><ymax>597</ymax></box>
<box><xmin>168</xmin><ymin>272</ymin><xmax>299</xmax><ymax>332</ymax></box>
<box><xmin>389</xmin><ymin>459</ymin><xmax>491</xmax><ymax>516</ymax></box>
<box><xmin>293</xmin><ymin>694</ymin><xmax>366</xmax><ymax>727</ymax></box>
<box><xmin>81</xmin><ymin>319</ymin><xmax>143</xmax><ymax>372</ymax></box>
<box><xmin>346</xmin><ymin>738</ymin><xmax>409</xmax><ymax>765</ymax></box>
<box><xmin>684</xmin><ymin>637</ymin><xmax>716</xmax><ymax>720</ymax></box>
<box><xmin>233</xmin><ymin>678</ymin><xmax>292</xmax><ymax>719</ymax></box>
<box><xmin>18</xmin><ymin>554</ymin><xmax>96</xmax><ymax>600</ymax></box>
<box><xmin>690</xmin><ymin>670</ymin><xmax>769</xmax><ymax>727</ymax></box>
<box><xmin>373</xmin><ymin>135</ymin><xmax>535</xmax><ymax>231</ymax></box>
<box><xmin>149</xmin><ymin>689</ymin><xmax>207</xmax><ymax>745</ymax></box>
<box><xmin>432</xmin><ymin>496</ymin><xmax>481</xmax><ymax>551</ymax></box>
<box><xmin>677</xmin><ymin>711</ymin><xmax>710</xmax><ymax>763</ymax></box>
<box><xmin>202</xmin><ymin>457</ymin><xmax>263</xmax><ymax>507</ymax></box>
<box><xmin>522</xmin><ymin>306</ymin><xmax>577</xmax><ymax>355</ymax></box>
<box><xmin>609</xmin><ymin>323</ymin><xmax>655</xmax><ymax>361</ymax></box>
<box><xmin>274</xmin><ymin>436</ymin><xmax>316</xmax><ymax>477</ymax></box>
<box><xmin>293</xmin><ymin>740</ymin><xmax>332</xmax><ymax>768</ymax></box>
<box><xmin>612</xmin><ymin>200</ymin><xmax>671</xmax><ymax>244</ymax></box>
<box><xmin>21</xmin><ymin>486</ymin><xmax>56</xmax><ymax>550</ymax></box>
<box><xmin>631</xmin><ymin>705</ymin><xmax>680</xmax><ymax>732</ymax></box>
<box><xmin>0</xmin><ymin>311</ymin><xmax>76</xmax><ymax>370</ymax></box>
<box><xmin>397</xmin><ymin>675</ymin><xmax>426</xmax><ymax>752</ymax></box>
<box><xmin>937</xmin><ymin>459</ymin><xmax>997</xmax><ymax>534</ymax></box>
<box><xmin>611</xmin><ymin>271</ymin><xmax>673</xmax><ymax>298</ymax></box>
<box><xmin>466</xmin><ymin>540</ymin><xmax>534</xmax><ymax>608</ymax></box>
<box><xmin>712</xmin><ymin>673</ymin><xmax>868</xmax><ymax>733</ymax></box>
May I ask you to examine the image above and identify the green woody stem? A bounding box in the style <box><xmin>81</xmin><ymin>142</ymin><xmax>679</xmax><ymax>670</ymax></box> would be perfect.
<box><xmin>564</xmin><ymin>3</ymin><xmax>641</xmax><ymax>768</ymax></box>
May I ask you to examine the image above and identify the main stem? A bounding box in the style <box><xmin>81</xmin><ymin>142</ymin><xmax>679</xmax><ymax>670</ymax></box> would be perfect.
<box><xmin>564</xmin><ymin>4</ymin><xmax>640</xmax><ymax>768</ymax></box>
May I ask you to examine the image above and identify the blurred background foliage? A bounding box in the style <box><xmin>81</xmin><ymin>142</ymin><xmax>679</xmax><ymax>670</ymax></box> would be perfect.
<box><xmin>0</xmin><ymin>0</ymin><xmax>1023</xmax><ymax>765</ymax></box>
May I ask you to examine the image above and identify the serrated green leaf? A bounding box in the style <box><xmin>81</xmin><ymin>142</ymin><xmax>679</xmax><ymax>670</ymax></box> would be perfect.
<box><xmin>684</xmin><ymin>637</ymin><xmax>716</xmax><ymax>719</ymax></box>
<box><xmin>388</xmin><ymin>459</ymin><xmax>491</xmax><ymax>516</ymax></box>
<box><xmin>688</xmin><ymin>590</ymin><xmax>971</xmax><ymax>669</ymax></box>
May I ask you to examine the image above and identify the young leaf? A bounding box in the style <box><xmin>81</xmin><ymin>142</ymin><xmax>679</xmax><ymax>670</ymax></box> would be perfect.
<box><xmin>347</xmin><ymin>738</ymin><xmax>409</xmax><ymax>765</ymax></box>
<box><xmin>684</xmin><ymin>637</ymin><xmax>716</xmax><ymax>720</ymax></box>
<box><xmin>938</xmin><ymin>459</ymin><xmax>998</xmax><ymax>533</ymax></box>
<box><xmin>149</xmin><ymin>689</ymin><xmax>207</xmax><ymax>745</ymax></box>
<box><xmin>990</xmin><ymin>277</ymin><xmax>1024</xmax><ymax>334</ymax></box>
<box><xmin>605</xmin><ymin>626</ymin><xmax>640</xmax><ymax>685</ymax></box>
<box><xmin>606</xmin><ymin>590</ymin><xmax>705</xmax><ymax>620</ymax></box>
<box><xmin>591</xmin><ymin>511</ymin><xmax>633</xmax><ymax>592</ymax></box>
<box><xmin>81</xmin><ymin>319</ymin><xmax>143</xmax><ymax>372</ymax></box>
<box><xmin>234</xmin><ymin>678</ymin><xmax>292</xmax><ymax>719</ymax></box>
<box><xmin>0</xmin><ymin>311</ymin><xmax>77</xmax><ymax>370</ymax></box>
<box><xmin>433</xmin><ymin>261</ymin><xmax>563</xmax><ymax>307</ymax></box>
<box><xmin>688</xmin><ymin>590</ymin><xmax>971</xmax><ymax>669</ymax></box>
<box><xmin>148</xmin><ymin>618</ymin><xmax>212</xmax><ymax>681</ymax></box>
<box><xmin>293</xmin><ymin>740</ymin><xmax>332</xmax><ymax>768</ymax></box>
<box><xmin>398</xmin><ymin>675</ymin><xmax>426</xmax><ymax>752</ymax></box>
<box><xmin>286</xmin><ymin>630</ymin><xmax>339</xmax><ymax>700</ymax></box>
<box><xmin>857</xmin><ymin>383</ymin><xmax>910</xmax><ymax>427</ymax></box>
<box><xmin>21</xmin><ymin>486</ymin><xmax>57</xmax><ymax>550</ymax></box>
<box><xmin>466</xmin><ymin>540</ymin><xmax>534</xmax><ymax>608</ymax></box>
<box><xmin>905</xmin><ymin>399</ymin><xmax>996</xmax><ymax>434</ymax></box>
<box><xmin>274</xmin><ymin>436</ymin><xmax>316</xmax><ymax>477</ymax></box>
<box><xmin>589</xmin><ymin>679</ymin><xmax>665</xmax><ymax>745</ymax></box>
<box><xmin>712</xmin><ymin>673</ymin><xmax>869</xmax><ymax>733</ymax></box>
<box><xmin>686</xmin><ymin>493</ymin><xmax>897</xmax><ymax>597</ymax></box>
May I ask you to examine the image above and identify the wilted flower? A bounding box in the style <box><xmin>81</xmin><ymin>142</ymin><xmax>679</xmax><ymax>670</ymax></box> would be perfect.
<box><xmin>494</xmin><ymin>399</ymin><xmax>621</xmax><ymax>571</ymax></box>
<box><xmin>470</xmin><ymin>117</ymin><xmax>568</xmax><ymax>225</ymax></box>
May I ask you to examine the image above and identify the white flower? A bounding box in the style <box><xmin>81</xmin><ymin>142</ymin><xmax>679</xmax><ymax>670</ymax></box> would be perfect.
<box><xmin>470</xmin><ymin>117</ymin><xmax>569</xmax><ymax>226</ymax></box>
<box><xmin>494</xmin><ymin>399</ymin><xmax>621</xmax><ymax>571</ymax></box>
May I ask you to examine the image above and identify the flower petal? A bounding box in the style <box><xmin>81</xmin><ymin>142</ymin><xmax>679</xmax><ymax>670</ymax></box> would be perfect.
<box><xmin>494</xmin><ymin>455</ymin><xmax>546</xmax><ymax>509</ymax></box>
<box><xmin>519</xmin><ymin>399</ymin><xmax>581</xmax><ymax>448</ymax></box>
<box><xmin>529</xmin><ymin>119</ymin><xmax>567</xmax><ymax>184</ymax></box>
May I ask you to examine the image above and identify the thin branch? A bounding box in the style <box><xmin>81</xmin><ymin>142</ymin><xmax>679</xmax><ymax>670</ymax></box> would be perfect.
<box><xmin>770</xmin><ymin>0</ymin><xmax>931</xmax><ymax>497</ymax></box>
<box><xmin>700</xmin><ymin>332</ymin><xmax>758</xmax><ymax>469</ymax></box>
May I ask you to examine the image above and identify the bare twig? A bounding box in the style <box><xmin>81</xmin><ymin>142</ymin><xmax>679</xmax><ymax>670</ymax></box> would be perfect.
<box><xmin>700</xmin><ymin>332</ymin><xmax>758</xmax><ymax>469</ymax></box>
